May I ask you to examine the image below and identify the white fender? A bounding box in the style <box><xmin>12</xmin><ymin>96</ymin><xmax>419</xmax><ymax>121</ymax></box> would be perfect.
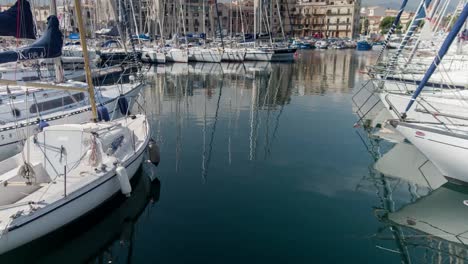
<box><xmin>116</xmin><ymin>165</ymin><xmax>131</xmax><ymax>197</ymax></box>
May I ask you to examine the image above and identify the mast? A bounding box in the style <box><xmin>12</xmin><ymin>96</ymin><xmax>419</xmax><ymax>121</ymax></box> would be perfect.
<box><xmin>74</xmin><ymin>0</ymin><xmax>98</xmax><ymax>120</ymax></box>
<box><xmin>406</xmin><ymin>0</ymin><xmax>442</xmax><ymax>65</ymax></box>
<box><xmin>238</xmin><ymin>2</ymin><xmax>246</xmax><ymax>43</ymax></box>
<box><xmin>214</xmin><ymin>0</ymin><xmax>224</xmax><ymax>49</ymax></box>
<box><xmin>254</xmin><ymin>0</ymin><xmax>258</xmax><ymax>46</ymax></box>
<box><xmin>387</xmin><ymin>0</ymin><xmax>433</xmax><ymax>68</ymax></box>
<box><xmin>275</xmin><ymin>0</ymin><xmax>286</xmax><ymax>42</ymax></box>
<box><xmin>375</xmin><ymin>0</ymin><xmax>409</xmax><ymax>62</ymax></box>
<box><xmin>403</xmin><ymin>3</ymin><xmax>468</xmax><ymax>116</ymax></box>
<box><xmin>203</xmin><ymin>0</ymin><xmax>206</xmax><ymax>38</ymax></box>
<box><xmin>229</xmin><ymin>0</ymin><xmax>233</xmax><ymax>40</ymax></box>
<box><xmin>179</xmin><ymin>0</ymin><xmax>187</xmax><ymax>45</ymax></box>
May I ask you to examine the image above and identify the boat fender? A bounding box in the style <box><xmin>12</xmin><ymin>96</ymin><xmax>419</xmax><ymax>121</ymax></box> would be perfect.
<box><xmin>148</xmin><ymin>139</ymin><xmax>160</xmax><ymax>166</ymax></box>
<box><xmin>116</xmin><ymin>165</ymin><xmax>131</xmax><ymax>197</ymax></box>
<box><xmin>97</xmin><ymin>105</ymin><xmax>110</xmax><ymax>121</ymax></box>
<box><xmin>38</xmin><ymin>120</ymin><xmax>50</xmax><ymax>131</ymax></box>
<box><xmin>118</xmin><ymin>96</ymin><xmax>129</xmax><ymax>115</ymax></box>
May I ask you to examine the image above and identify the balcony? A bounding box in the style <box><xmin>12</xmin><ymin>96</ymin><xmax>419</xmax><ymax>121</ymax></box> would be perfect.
<box><xmin>326</xmin><ymin>11</ymin><xmax>351</xmax><ymax>16</ymax></box>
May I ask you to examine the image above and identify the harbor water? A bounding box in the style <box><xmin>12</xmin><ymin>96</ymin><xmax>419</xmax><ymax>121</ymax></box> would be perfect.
<box><xmin>0</xmin><ymin>50</ymin><xmax>461</xmax><ymax>263</ymax></box>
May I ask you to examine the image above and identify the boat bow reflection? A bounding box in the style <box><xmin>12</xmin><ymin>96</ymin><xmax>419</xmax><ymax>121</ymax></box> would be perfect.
<box><xmin>358</xmin><ymin>129</ymin><xmax>468</xmax><ymax>263</ymax></box>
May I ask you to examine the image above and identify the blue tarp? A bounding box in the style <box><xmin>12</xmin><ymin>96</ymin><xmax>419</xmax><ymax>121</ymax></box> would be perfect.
<box><xmin>69</xmin><ymin>33</ymin><xmax>80</xmax><ymax>40</ymax></box>
<box><xmin>0</xmin><ymin>0</ymin><xmax>36</xmax><ymax>39</ymax></box>
<box><xmin>0</xmin><ymin>15</ymin><xmax>63</xmax><ymax>64</ymax></box>
<box><xmin>131</xmin><ymin>34</ymin><xmax>150</xmax><ymax>41</ymax></box>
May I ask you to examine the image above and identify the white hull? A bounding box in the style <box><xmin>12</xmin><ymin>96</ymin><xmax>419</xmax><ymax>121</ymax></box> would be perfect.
<box><xmin>0</xmin><ymin>149</ymin><xmax>144</xmax><ymax>254</ymax></box>
<box><xmin>221</xmin><ymin>49</ymin><xmax>246</xmax><ymax>62</ymax></box>
<box><xmin>245</xmin><ymin>49</ymin><xmax>273</xmax><ymax>61</ymax></box>
<box><xmin>165</xmin><ymin>49</ymin><xmax>189</xmax><ymax>63</ymax></box>
<box><xmin>0</xmin><ymin>83</ymin><xmax>142</xmax><ymax>161</ymax></box>
<box><xmin>0</xmin><ymin>115</ymin><xmax>150</xmax><ymax>254</ymax></box>
<box><xmin>397</xmin><ymin>123</ymin><xmax>468</xmax><ymax>184</ymax></box>
<box><xmin>189</xmin><ymin>48</ymin><xmax>223</xmax><ymax>63</ymax></box>
<box><xmin>141</xmin><ymin>50</ymin><xmax>166</xmax><ymax>64</ymax></box>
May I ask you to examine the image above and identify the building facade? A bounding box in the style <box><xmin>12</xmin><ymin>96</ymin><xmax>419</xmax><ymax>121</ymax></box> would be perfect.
<box><xmin>293</xmin><ymin>0</ymin><xmax>361</xmax><ymax>39</ymax></box>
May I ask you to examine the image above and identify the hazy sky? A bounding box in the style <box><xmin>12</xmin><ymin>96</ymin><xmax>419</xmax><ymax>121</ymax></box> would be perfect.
<box><xmin>0</xmin><ymin>0</ymin><xmax>450</xmax><ymax>11</ymax></box>
<box><xmin>0</xmin><ymin>0</ymin><xmax>411</xmax><ymax>6</ymax></box>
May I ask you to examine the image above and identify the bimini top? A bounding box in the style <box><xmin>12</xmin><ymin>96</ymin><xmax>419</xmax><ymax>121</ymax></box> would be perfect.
<box><xmin>0</xmin><ymin>0</ymin><xmax>36</xmax><ymax>39</ymax></box>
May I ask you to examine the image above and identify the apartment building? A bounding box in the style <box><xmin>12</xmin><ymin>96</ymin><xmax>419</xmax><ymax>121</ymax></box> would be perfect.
<box><xmin>293</xmin><ymin>0</ymin><xmax>361</xmax><ymax>39</ymax></box>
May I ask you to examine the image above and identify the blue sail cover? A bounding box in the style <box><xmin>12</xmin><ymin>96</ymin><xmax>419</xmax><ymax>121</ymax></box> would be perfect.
<box><xmin>0</xmin><ymin>0</ymin><xmax>36</xmax><ymax>39</ymax></box>
<box><xmin>0</xmin><ymin>15</ymin><xmax>63</xmax><ymax>64</ymax></box>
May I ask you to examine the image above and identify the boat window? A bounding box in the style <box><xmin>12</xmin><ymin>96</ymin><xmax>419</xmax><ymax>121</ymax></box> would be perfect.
<box><xmin>30</xmin><ymin>93</ymin><xmax>85</xmax><ymax>114</ymax></box>
<box><xmin>12</xmin><ymin>108</ymin><xmax>20</xmax><ymax>117</ymax></box>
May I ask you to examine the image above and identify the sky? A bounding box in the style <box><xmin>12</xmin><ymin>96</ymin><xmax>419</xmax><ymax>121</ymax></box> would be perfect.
<box><xmin>0</xmin><ymin>0</ymin><xmax>455</xmax><ymax>12</ymax></box>
<box><xmin>0</xmin><ymin>0</ymin><xmax>412</xmax><ymax>7</ymax></box>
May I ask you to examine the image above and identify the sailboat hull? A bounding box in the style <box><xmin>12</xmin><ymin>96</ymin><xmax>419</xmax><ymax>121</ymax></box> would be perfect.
<box><xmin>99</xmin><ymin>51</ymin><xmax>142</xmax><ymax>66</ymax></box>
<box><xmin>245</xmin><ymin>48</ymin><xmax>296</xmax><ymax>62</ymax></box>
<box><xmin>165</xmin><ymin>49</ymin><xmax>188</xmax><ymax>63</ymax></box>
<box><xmin>188</xmin><ymin>48</ymin><xmax>223</xmax><ymax>63</ymax></box>
<box><xmin>245</xmin><ymin>49</ymin><xmax>273</xmax><ymax>61</ymax></box>
<box><xmin>221</xmin><ymin>49</ymin><xmax>246</xmax><ymax>62</ymax></box>
<box><xmin>141</xmin><ymin>50</ymin><xmax>166</xmax><ymax>64</ymax></box>
<box><xmin>397</xmin><ymin>122</ymin><xmax>468</xmax><ymax>184</ymax></box>
<box><xmin>0</xmin><ymin>128</ymin><xmax>148</xmax><ymax>254</ymax></box>
<box><xmin>0</xmin><ymin>83</ymin><xmax>143</xmax><ymax>161</ymax></box>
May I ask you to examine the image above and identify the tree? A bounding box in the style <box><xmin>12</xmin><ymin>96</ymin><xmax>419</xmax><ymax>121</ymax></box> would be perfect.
<box><xmin>380</xmin><ymin>16</ymin><xmax>401</xmax><ymax>34</ymax></box>
<box><xmin>406</xmin><ymin>19</ymin><xmax>425</xmax><ymax>33</ymax></box>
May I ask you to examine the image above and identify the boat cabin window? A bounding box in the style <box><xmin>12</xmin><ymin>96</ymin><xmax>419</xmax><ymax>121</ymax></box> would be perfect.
<box><xmin>30</xmin><ymin>93</ymin><xmax>85</xmax><ymax>114</ymax></box>
<box><xmin>11</xmin><ymin>108</ymin><xmax>20</xmax><ymax>117</ymax></box>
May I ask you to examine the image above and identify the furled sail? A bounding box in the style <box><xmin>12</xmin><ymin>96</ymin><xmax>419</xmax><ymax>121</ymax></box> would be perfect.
<box><xmin>0</xmin><ymin>15</ymin><xmax>63</xmax><ymax>64</ymax></box>
<box><xmin>0</xmin><ymin>0</ymin><xmax>36</xmax><ymax>39</ymax></box>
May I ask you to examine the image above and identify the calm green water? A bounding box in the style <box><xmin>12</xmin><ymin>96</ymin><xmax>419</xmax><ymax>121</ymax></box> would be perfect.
<box><xmin>1</xmin><ymin>50</ymin><xmax>465</xmax><ymax>263</ymax></box>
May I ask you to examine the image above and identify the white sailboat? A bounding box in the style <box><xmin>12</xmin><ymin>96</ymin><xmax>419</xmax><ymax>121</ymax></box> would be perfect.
<box><xmin>141</xmin><ymin>47</ymin><xmax>167</xmax><ymax>64</ymax></box>
<box><xmin>221</xmin><ymin>1</ymin><xmax>246</xmax><ymax>62</ymax></box>
<box><xmin>165</xmin><ymin>47</ymin><xmax>189</xmax><ymax>63</ymax></box>
<box><xmin>0</xmin><ymin>0</ymin><xmax>152</xmax><ymax>254</ymax></box>
<box><xmin>392</xmin><ymin>5</ymin><xmax>468</xmax><ymax>184</ymax></box>
<box><xmin>221</xmin><ymin>47</ymin><xmax>246</xmax><ymax>62</ymax></box>
<box><xmin>0</xmin><ymin>81</ymin><xmax>142</xmax><ymax>161</ymax></box>
<box><xmin>243</xmin><ymin>0</ymin><xmax>296</xmax><ymax>62</ymax></box>
<box><xmin>188</xmin><ymin>47</ymin><xmax>223</xmax><ymax>63</ymax></box>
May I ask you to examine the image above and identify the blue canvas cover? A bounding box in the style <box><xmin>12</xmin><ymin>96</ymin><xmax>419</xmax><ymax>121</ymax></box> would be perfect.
<box><xmin>0</xmin><ymin>0</ymin><xmax>36</xmax><ymax>39</ymax></box>
<box><xmin>0</xmin><ymin>15</ymin><xmax>63</xmax><ymax>64</ymax></box>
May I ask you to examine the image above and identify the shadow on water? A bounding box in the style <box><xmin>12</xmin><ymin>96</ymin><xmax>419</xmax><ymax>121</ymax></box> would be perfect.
<box><xmin>0</xmin><ymin>167</ymin><xmax>161</xmax><ymax>264</ymax></box>
<box><xmin>356</xmin><ymin>127</ymin><xmax>468</xmax><ymax>263</ymax></box>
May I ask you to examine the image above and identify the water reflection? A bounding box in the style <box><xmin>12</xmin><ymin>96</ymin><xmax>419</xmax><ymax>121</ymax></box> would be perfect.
<box><xmin>0</xmin><ymin>171</ymin><xmax>161</xmax><ymax>264</ymax></box>
<box><xmin>357</xmin><ymin>128</ymin><xmax>468</xmax><ymax>263</ymax></box>
<box><xmin>144</xmin><ymin>51</ymin><xmax>375</xmax><ymax>180</ymax></box>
